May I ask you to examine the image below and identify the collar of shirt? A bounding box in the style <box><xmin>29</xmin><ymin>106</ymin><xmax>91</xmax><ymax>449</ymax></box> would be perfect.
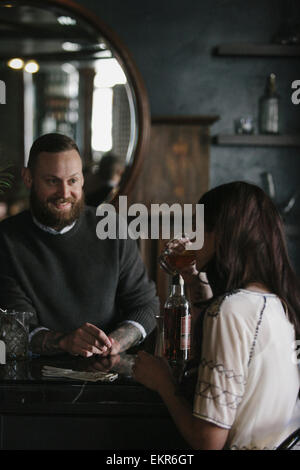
<box><xmin>32</xmin><ymin>214</ymin><xmax>76</xmax><ymax>235</ymax></box>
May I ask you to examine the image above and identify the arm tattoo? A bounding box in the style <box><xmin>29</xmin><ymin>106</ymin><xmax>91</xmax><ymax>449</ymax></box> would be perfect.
<box><xmin>30</xmin><ymin>330</ymin><xmax>66</xmax><ymax>356</ymax></box>
<box><xmin>109</xmin><ymin>323</ymin><xmax>142</xmax><ymax>353</ymax></box>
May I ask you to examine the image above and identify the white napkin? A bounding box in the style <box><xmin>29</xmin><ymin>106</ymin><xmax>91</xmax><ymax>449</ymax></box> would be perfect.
<box><xmin>42</xmin><ymin>365</ymin><xmax>118</xmax><ymax>382</ymax></box>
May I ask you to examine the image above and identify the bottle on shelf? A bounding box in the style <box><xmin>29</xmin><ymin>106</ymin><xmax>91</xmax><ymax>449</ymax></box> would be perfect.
<box><xmin>163</xmin><ymin>274</ymin><xmax>191</xmax><ymax>366</ymax></box>
<box><xmin>258</xmin><ymin>73</ymin><xmax>280</xmax><ymax>134</ymax></box>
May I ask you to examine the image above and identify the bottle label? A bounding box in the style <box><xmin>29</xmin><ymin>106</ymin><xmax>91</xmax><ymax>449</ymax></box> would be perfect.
<box><xmin>180</xmin><ymin>315</ymin><xmax>191</xmax><ymax>350</ymax></box>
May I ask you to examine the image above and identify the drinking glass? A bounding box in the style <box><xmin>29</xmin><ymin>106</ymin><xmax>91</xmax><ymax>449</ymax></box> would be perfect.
<box><xmin>0</xmin><ymin>309</ymin><xmax>34</xmax><ymax>361</ymax></box>
<box><xmin>159</xmin><ymin>238</ymin><xmax>197</xmax><ymax>275</ymax></box>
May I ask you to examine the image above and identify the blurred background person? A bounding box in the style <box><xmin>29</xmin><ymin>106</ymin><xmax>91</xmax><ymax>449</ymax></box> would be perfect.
<box><xmin>85</xmin><ymin>153</ymin><xmax>125</xmax><ymax>207</ymax></box>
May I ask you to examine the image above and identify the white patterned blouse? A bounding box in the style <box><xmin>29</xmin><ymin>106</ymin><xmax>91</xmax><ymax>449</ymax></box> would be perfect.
<box><xmin>193</xmin><ymin>289</ymin><xmax>300</xmax><ymax>450</ymax></box>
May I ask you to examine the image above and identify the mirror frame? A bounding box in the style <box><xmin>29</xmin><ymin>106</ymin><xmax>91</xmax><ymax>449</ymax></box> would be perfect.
<box><xmin>15</xmin><ymin>0</ymin><xmax>151</xmax><ymax>201</ymax></box>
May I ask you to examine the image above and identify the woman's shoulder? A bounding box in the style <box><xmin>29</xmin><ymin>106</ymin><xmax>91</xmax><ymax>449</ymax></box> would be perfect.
<box><xmin>205</xmin><ymin>289</ymin><xmax>268</xmax><ymax>322</ymax></box>
<box><xmin>203</xmin><ymin>290</ymin><xmax>271</xmax><ymax>353</ymax></box>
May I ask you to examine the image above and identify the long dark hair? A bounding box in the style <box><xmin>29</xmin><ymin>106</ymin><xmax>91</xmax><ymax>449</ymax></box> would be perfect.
<box><xmin>199</xmin><ymin>181</ymin><xmax>300</xmax><ymax>339</ymax></box>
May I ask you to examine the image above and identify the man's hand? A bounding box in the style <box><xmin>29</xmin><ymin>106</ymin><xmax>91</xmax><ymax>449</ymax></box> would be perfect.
<box><xmin>87</xmin><ymin>353</ymin><xmax>135</xmax><ymax>376</ymax></box>
<box><xmin>103</xmin><ymin>323</ymin><xmax>143</xmax><ymax>356</ymax></box>
<box><xmin>87</xmin><ymin>354</ymin><xmax>122</xmax><ymax>373</ymax></box>
<box><xmin>59</xmin><ymin>322</ymin><xmax>112</xmax><ymax>357</ymax></box>
<box><xmin>30</xmin><ymin>322</ymin><xmax>142</xmax><ymax>357</ymax></box>
<box><xmin>65</xmin><ymin>322</ymin><xmax>143</xmax><ymax>357</ymax></box>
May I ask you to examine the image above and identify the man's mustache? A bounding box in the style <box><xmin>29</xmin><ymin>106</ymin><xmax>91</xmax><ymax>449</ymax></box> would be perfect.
<box><xmin>47</xmin><ymin>197</ymin><xmax>75</xmax><ymax>204</ymax></box>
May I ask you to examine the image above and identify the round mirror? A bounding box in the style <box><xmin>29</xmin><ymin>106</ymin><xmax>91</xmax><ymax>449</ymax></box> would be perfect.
<box><xmin>0</xmin><ymin>0</ymin><xmax>150</xmax><ymax>211</ymax></box>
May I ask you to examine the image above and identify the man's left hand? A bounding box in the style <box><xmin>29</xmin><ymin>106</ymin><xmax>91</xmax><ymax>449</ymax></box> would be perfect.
<box><xmin>100</xmin><ymin>336</ymin><xmax>121</xmax><ymax>356</ymax></box>
<box><xmin>102</xmin><ymin>323</ymin><xmax>142</xmax><ymax>356</ymax></box>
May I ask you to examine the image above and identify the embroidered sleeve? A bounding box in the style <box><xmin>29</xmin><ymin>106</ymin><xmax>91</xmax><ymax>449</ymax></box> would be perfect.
<box><xmin>193</xmin><ymin>295</ymin><xmax>252</xmax><ymax>429</ymax></box>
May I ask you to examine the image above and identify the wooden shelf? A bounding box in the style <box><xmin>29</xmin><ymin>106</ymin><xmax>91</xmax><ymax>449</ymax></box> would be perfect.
<box><xmin>214</xmin><ymin>43</ymin><xmax>300</xmax><ymax>57</ymax></box>
<box><xmin>213</xmin><ymin>134</ymin><xmax>300</xmax><ymax>147</ymax></box>
<box><xmin>152</xmin><ymin>115</ymin><xmax>220</xmax><ymax>126</ymax></box>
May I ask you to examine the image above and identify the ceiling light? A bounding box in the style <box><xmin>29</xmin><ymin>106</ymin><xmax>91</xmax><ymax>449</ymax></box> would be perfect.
<box><xmin>24</xmin><ymin>60</ymin><xmax>39</xmax><ymax>74</ymax></box>
<box><xmin>57</xmin><ymin>16</ymin><xmax>77</xmax><ymax>26</ymax></box>
<box><xmin>7</xmin><ymin>58</ymin><xmax>24</xmax><ymax>70</ymax></box>
<box><xmin>62</xmin><ymin>42</ymin><xmax>81</xmax><ymax>51</ymax></box>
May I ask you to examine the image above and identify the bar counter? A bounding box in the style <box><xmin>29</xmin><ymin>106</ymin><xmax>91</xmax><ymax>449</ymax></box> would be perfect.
<box><xmin>0</xmin><ymin>353</ymin><xmax>188</xmax><ymax>450</ymax></box>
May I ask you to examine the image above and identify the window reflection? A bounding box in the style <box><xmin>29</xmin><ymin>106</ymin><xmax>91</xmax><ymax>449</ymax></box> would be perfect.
<box><xmin>91</xmin><ymin>58</ymin><xmax>127</xmax><ymax>158</ymax></box>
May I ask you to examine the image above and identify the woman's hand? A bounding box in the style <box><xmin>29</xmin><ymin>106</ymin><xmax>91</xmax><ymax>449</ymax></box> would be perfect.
<box><xmin>86</xmin><ymin>353</ymin><xmax>121</xmax><ymax>372</ymax></box>
<box><xmin>164</xmin><ymin>237</ymin><xmax>199</xmax><ymax>285</ymax></box>
<box><xmin>132</xmin><ymin>351</ymin><xmax>175</xmax><ymax>394</ymax></box>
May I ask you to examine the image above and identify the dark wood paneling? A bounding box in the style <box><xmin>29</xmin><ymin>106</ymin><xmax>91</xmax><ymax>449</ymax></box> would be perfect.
<box><xmin>128</xmin><ymin>120</ymin><xmax>214</xmax><ymax>207</ymax></box>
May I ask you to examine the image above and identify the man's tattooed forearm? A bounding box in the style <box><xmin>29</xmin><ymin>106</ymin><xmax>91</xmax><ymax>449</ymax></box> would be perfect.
<box><xmin>30</xmin><ymin>330</ymin><xmax>66</xmax><ymax>356</ymax></box>
<box><xmin>109</xmin><ymin>323</ymin><xmax>142</xmax><ymax>352</ymax></box>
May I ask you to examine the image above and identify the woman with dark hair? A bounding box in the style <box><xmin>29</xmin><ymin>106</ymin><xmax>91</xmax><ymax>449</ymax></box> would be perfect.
<box><xmin>133</xmin><ymin>181</ymin><xmax>300</xmax><ymax>450</ymax></box>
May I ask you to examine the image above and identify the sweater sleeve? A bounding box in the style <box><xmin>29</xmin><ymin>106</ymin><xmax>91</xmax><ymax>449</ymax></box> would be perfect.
<box><xmin>116</xmin><ymin>236</ymin><xmax>159</xmax><ymax>336</ymax></box>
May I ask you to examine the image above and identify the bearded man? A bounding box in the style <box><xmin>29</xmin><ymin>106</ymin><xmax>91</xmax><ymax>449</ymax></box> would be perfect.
<box><xmin>0</xmin><ymin>133</ymin><xmax>158</xmax><ymax>357</ymax></box>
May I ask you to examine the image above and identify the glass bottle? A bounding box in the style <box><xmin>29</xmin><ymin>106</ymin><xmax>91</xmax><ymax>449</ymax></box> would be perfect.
<box><xmin>163</xmin><ymin>274</ymin><xmax>191</xmax><ymax>366</ymax></box>
<box><xmin>154</xmin><ymin>314</ymin><xmax>165</xmax><ymax>357</ymax></box>
<box><xmin>258</xmin><ymin>73</ymin><xmax>280</xmax><ymax>134</ymax></box>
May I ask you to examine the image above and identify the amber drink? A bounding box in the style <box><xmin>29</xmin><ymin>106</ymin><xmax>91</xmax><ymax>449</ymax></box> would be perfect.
<box><xmin>159</xmin><ymin>247</ymin><xmax>197</xmax><ymax>275</ymax></box>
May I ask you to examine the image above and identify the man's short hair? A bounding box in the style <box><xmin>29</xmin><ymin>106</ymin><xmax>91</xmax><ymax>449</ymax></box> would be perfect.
<box><xmin>27</xmin><ymin>133</ymin><xmax>80</xmax><ymax>172</ymax></box>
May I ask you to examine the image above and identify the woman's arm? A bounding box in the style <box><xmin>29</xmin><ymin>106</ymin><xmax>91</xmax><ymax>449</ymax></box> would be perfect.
<box><xmin>133</xmin><ymin>351</ymin><xmax>228</xmax><ymax>450</ymax></box>
<box><xmin>180</xmin><ymin>270</ymin><xmax>213</xmax><ymax>343</ymax></box>
<box><xmin>183</xmin><ymin>271</ymin><xmax>212</xmax><ymax>317</ymax></box>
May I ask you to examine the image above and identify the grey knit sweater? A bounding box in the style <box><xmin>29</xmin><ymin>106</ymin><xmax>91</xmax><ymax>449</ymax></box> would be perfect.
<box><xmin>0</xmin><ymin>207</ymin><xmax>159</xmax><ymax>335</ymax></box>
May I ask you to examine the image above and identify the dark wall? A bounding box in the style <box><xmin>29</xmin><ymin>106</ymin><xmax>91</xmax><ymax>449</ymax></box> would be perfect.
<box><xmin>76</xmin><ymin>0</ymin><xmax>299</xmax><ymax>125</ymax></box>
<box><xmin>0</xmin><ymin>69</ymin><xmax>23</xmax><ymax>167</ymax></box>
<box><xmin>75</xmin><ymin>0</ymin><xmax>300</xmax><ymax>271</ymax></box>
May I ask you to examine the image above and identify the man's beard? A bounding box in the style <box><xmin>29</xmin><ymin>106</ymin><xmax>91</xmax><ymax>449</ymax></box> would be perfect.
<box><xmin>30</xmin><ymin>187</ymin><xmax>85</xmax><ymax>231</ymax></box>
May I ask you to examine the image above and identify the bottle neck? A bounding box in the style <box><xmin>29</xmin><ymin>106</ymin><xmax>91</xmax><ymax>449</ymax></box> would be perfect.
<box><xmin>171</xmin><ymin>284</ymin><xmax>184</xmax><ymax>296</ymax></box>
<box><xmin>265</xmin><ymin>74</ymin><xmax>277</xmax><ymax>96</ymax></box>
